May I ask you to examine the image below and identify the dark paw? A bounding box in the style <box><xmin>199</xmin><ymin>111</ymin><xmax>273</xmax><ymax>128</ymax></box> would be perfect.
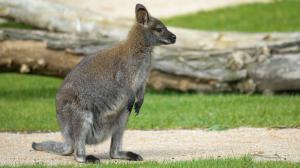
<box><xmin>126</xmin><ymin>152</ymin><xmax>143</xmax><ymax>161</ymax></box>
<box><xmin>86</xmin><ymin>155</ymin><xmax>100</xmax><ymax>163</ymax></box>
<box><xmin>134</xmin><ymin>101</ymin><xmax>143</xmax><ymax>115</ymax></box>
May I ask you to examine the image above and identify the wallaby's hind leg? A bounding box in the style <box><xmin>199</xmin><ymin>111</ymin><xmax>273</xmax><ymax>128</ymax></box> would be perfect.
<box><xmin>72</xmin><ymin>111</ymin><xmax>99</xmax><ymax>163</ymax></box>
<box><xmin>109</xmin><ymin>110</ymin><xmax>143</xmax><ymax>161</ymax></box>
<box><xmin>74</xmin><ymin>132</ymin><xmax>87</xmax><ymax>163</ymax></box>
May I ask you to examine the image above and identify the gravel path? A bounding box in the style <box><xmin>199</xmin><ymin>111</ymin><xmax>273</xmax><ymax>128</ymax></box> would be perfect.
<box><xmin>0</xmin><ymin>128</ymin><xmax>299</xmax><ymax>165</ymax></box>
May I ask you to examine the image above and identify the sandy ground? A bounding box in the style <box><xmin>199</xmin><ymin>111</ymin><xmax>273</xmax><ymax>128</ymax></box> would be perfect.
<box><xmin>0</xmin><ymin>128</ymin><xmax>299</xmax><ymax>165</ymax></box>
<box><xmin>56</xmin><ymin>0</ymin><xmax>270</xmax><ymax>20</ymax></box>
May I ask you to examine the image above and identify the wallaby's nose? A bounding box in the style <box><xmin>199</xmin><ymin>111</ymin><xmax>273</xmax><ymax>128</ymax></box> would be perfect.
<box><xmin>170</xmin><ymin>34</ymin><xmax>176</xmax><ymax>43</ymax></box>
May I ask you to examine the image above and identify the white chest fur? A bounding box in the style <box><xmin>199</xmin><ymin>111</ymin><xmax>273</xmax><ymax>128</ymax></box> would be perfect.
<box><xmin>132</xmin><ymin>52</ymin><xmax>152</xmax><ymax>91</ymax></box>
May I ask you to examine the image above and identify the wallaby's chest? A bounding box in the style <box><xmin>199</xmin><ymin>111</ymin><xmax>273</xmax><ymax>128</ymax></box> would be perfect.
<box><xmin>131</xmin><ymin>52</ymin><xmax>152</xmax><ymax>91</ymax></box>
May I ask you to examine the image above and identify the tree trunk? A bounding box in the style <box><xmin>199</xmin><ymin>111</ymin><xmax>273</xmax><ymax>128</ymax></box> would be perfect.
<box><xmin>1</xmin><ymin>29</ymin><xmax>300</xmax><ymax>93</ymax></box>
<box><xmin>2</xmin><ymin>0</ymin><xmax>300</xmax><ymax>49</ymax></box>
<box><xmin>1</xmin><ymin>0</ymin><xmax>300</xmax><ymax>93</ymax></box>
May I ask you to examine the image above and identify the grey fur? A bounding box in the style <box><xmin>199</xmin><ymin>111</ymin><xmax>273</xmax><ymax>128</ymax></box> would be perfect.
<box><xmin>32</xmin><ymin>3</ymin><xmax>175</xmax><ymax>163</ymax></box>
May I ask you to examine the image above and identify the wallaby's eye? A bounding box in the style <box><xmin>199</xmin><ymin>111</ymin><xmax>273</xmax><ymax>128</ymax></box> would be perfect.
<box><xmin>156</xmin><ymin>27</ymin><xmax>163</xmax><ymax>33</ymax></box>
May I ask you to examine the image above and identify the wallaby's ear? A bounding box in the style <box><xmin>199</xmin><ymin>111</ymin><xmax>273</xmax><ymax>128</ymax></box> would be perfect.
<box><xmin>135</xmin><ymin>4</ymin><xmax>149</xmax><ymax>26</ymax></box>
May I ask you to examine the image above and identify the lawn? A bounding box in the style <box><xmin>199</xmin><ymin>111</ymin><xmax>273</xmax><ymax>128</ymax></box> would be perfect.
<box><xmin>0</xmin><ymin>157</ymin><xmax>299</xmax><ymax>168</ymax></box>
<box><xmin>0</xmin><ymin>19</ymin><xmax>34</xmax><ymax>29</ymax></box>
<box><xmin>0</xmin><ymin>73</ymin><xmax>299</xmax><ymax>131</ymax></box>
<box><xmin>164</xmin><ymin>0</ymin><xmax>300</xmax><ymax>32</ymax></box>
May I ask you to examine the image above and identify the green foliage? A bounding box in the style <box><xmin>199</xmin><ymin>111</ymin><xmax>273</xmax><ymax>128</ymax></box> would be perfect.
<box><xmin>0</xmin><ymin>20</ymin><xmax>34</xmax><ymax>29</ymax></box>
<box><xmin>0</xmin><ymin>73</ymin><xmax>299</xmax><ymax>131</ymax></box>
<box><xmin>164</xmin><ymin>1</ymin><xmax>300</xmax><ymax>32</ymax></box>
<box><xmin>0</xmin><ymin>156</ymin><xmax>299</xmax><ymax>168</ymax></box>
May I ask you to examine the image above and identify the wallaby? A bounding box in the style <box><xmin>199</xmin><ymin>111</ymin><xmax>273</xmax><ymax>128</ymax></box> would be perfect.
<box><xmin>32</xmin><ymin>4</ymin><xmax>176</xmax><ymax>163</ymax></box>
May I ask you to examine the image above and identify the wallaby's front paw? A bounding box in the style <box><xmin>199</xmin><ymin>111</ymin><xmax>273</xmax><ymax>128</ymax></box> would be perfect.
<box><xmin>126</xmin><ymin>152</ymin><xmax>143</xmax><ymax>161</ymax></box>
<box><xmin>134</xmin><ymin>100</ymin><xmax>143</xmax><ymax>115</ymax></box>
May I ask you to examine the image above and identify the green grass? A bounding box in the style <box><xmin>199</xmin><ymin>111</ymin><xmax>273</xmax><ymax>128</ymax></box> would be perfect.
<box><xmin>164</xmin><ymin>0</ymin><xmax>300</xmax><ymax>32</ymax></box>
<box><xmin>1</xmin><ymin>157</ymin><xmax>299</xmax><ymax>168</ymax></box>
<box><xmin>0</xmin><ymin>73</ymin><xmax>299</xmax><ymax>131</ymax></box>
<box><xmin>0</xmin><ymin>20</ymin><xmax>34</xmax><ymax>29</ymax></box>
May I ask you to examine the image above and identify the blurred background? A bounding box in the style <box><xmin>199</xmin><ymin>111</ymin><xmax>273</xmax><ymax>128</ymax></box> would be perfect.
<box><xmin>0</xmin><ymin>0</ymin><xmax>299</xmax><ymax>132</ymax></box>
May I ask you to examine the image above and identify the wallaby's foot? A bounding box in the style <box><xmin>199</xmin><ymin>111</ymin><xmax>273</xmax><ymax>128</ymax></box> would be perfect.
<box><xmin>86</xmin><ymin>155</ymin><xmax>100</xmax><ymax>163</ymax></box>
<box><xmin>75</xmin><ymin>155</ymin><xmax>100</xmax><ymax>163</ymax></box>
<box><xmin>110</xmin><ymin>151</ymin><xmax>143</xmax><ymax>161</ymax></box>
<box><xmin>126</xmin><ymin>152</ymin><xmax>143</xmax><ymax>161</ymax></box>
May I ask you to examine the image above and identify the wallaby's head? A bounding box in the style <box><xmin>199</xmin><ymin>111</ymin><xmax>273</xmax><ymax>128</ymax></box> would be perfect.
<box><xmin>135</xmin><ymin>4</ymin><xmax>176</xmax><ymax>46</ymax></box>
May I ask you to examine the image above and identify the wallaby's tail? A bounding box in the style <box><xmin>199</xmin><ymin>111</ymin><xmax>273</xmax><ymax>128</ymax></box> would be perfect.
<box><xmin>32</xmin><ymin>141</ymin><xmax>73</xmax><ymax>155</ymax></box>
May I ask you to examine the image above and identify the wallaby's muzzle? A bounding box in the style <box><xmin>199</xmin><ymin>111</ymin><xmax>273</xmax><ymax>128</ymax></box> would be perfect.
<box><xmin>169</xmin><ymin>33</ymin><xmax>176</xmax><ymax>44</ymax></box>
<box><xmin>160</xmin><ymin>31</ymin><xmax>176</xmax><ymax>45</ymax></box>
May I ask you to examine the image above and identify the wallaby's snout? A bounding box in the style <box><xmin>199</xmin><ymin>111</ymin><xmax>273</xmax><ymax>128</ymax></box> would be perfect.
<box><xmin>165</xmin><ymin>31</ymin><xmax>176</xmax><ymax>44</ymax></box>
<box><xmin>158</xmin><ymin>30</ymin><xmax>176</xmax><ymax>45</ymax></box>
<box><xmin>170</xmin><ymin>34</ymin><xmax>176</xmax><ymax>43</ymax></box>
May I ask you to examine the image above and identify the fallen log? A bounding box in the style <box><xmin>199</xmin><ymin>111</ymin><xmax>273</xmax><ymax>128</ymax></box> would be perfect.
<box><xmin>2</xmin><ymin>0</ymin><xmax>300</xmax><ymax>50</ymax></box>
<box><xmin>0</xmin><ymin>40</ymin><xmax>81</xmax><ymax>77</ymax></box>
<box><xmin>1</xmin><ymin>29</ymin><xmax>300</xmax><ymax>93</ymax></box>
<box><xmin>0</xmin><ymin>0</ymin><xmax>129</xmax><ymax>40</ymax></box>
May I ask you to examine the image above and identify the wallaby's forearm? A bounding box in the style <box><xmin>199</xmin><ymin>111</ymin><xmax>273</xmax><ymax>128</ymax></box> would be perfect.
<box><xmin>134</xmin><ymin>84</ymin><xmax>146</xmax><ymax>115</ymax></box>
